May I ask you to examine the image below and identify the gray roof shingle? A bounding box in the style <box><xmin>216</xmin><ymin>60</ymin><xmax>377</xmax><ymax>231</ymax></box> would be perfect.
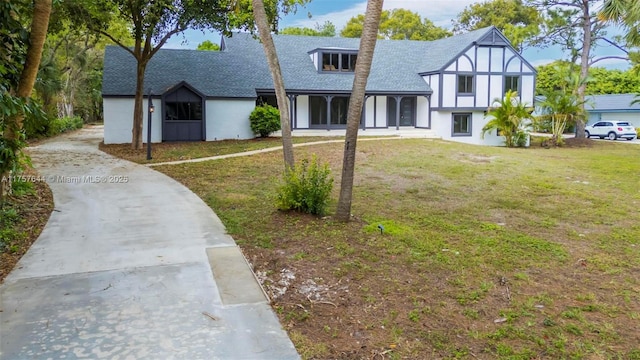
<box><xmin>585</xmin><ymin>94</ymin><xmax>640</xmax><ymax>111</ymax></box>
<box><xmin>103</xmin><ymin>27</ymin><xmax>498</xmax><ymax>97</ymax></box>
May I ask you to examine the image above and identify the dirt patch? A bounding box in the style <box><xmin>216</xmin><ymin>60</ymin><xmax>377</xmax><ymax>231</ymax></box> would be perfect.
<box><xmin>0</xmin><ymin>172</ymin><xmax>53</xmax><ymax>283</ymax></box>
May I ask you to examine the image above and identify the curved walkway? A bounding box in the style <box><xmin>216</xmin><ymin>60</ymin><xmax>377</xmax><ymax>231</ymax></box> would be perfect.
<box><xmin>0</xmin><ymin>127</ymin><xmax>299</xmax><ymax>359</ymax></box>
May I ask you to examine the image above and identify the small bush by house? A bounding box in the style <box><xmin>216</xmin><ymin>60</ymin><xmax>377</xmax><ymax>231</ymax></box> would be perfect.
<box><xmin>249</xmin><ymin>104</ymin><xmax>280</xmax><ymax>137</ymax></box>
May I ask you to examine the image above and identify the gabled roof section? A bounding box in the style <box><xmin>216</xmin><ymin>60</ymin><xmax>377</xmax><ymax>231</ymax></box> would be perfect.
<box><xmin>585</xmin><ymin>94</ymin><xmax>640</xmax><ymax>112</ymax></box>
<box><xmin>415</xmin><ymin>26</ymin><xmax>496</xmax><ymax>74</ymax></box>
<box><xmin>476</xmin><ymin>27</ymin><xmax>511</xmax><ymax>47</ymax></box>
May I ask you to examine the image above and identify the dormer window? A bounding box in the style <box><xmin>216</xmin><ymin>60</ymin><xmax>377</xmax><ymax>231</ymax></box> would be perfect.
<box><xmin>310</xmin><ymin>48</ymin><xmax>358</xmax><ymax>73</ymax></box>
<box><xmin>322</xmin><ymin>52</ymin><xmax>357</xmax><ymax>72</ymax></box>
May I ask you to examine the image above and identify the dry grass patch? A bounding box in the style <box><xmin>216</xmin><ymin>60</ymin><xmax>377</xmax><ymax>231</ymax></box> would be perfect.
<box><xmin>99</xmin><ymin>136</ymin><xmax>343</xmax><ymax>164</ymax></box>
<box><xmin>154</xmin><ymin>138</ymin><xmax>640</xmax><ymax>359</ymax></box>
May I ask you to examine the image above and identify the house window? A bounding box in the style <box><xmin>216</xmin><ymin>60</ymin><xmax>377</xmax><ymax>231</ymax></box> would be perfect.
<box><xmin>458</xmin><ymin>75</ymin><xmax>474</xmax><ymax>94</ymax></box>
<box><xmin>165</xmin><ymin>101</ymin><xmax>202</xmax><ymax>121</ymax></box>
<box><xmin>504</xmin><ymin>76</ymin><xmax>520</xmax><ymax>94</ymax></box>
<box><xmin>331</xmin><ymin>97</ymin><xmax>349</xmax><ymax>125</ymax></box>
<box><xmin>322</xmin><ymin>52</ymin><xmax>357</xmax><ymax>72</ymax></box>
<box><xmin>310</xmin><ymin>96</ymin><xmax>327</xmax><ymax>126</ymax></box>
<box><xmin>309</xmin><ymin>96</ymin><xmax>349</xmax><ymax>126</ymax></box>
<box><xmin>452</xmin><ymin>113</ymin><xmax>472</xmax><ymax>136</ymax></box>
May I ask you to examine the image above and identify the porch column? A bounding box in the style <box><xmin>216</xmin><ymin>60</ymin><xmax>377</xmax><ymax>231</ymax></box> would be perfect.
<box><xmin>325</xmin><ymin>95</ymin><xmax>333</xmax><ymax>131</ymax></box>
<box><xmin>423</xmin><ymin>95</ymin><xmax>431</xmax><ymax>129</ymax></box>
<box><xmin>287</xmin><ymin>94</ymin><xmax>297</xmax><ymax>130</ymax></box>
<box><xmin>395</xmin><ymin>96</ymin><xmax>403</xmax><ymax>130</ymax></box>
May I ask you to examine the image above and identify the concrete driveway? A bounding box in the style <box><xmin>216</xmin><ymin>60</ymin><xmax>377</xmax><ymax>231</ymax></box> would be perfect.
<box><xmin>0</xmin><ymin>126</ymin><xmax>299</xmax><ymax>359</ymax></box>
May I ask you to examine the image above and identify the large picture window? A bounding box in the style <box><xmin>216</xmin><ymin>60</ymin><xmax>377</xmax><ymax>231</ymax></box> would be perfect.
<box><xmin>457</xmin><ymin>75</ymin><xmax>474</xmax><ymax>95</ymax></box>
<box><xmin>504</xmin><ymin>76</ymin><xmax>520</xmax><ymax>94</ymax></box>
<box><xmin>309</xmin><ymin>96</ymin><xmax>349</xmax><ymax>127</ymax></box>
<box><xmin>452</xmin><ymin>113</ymin><xmax>472</xmax><ymax>136</ymax></box>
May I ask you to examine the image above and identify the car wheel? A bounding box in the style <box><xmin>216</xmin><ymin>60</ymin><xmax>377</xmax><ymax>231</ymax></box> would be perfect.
<box><xmin>585</xmin><ymin>131</ymin><xmax>590</xmax><ymax>138</ymax></box>
<box><xmin>607</xmin><ymin>132</ymin><xmax>617</xmax><ymax>140</ymax></box>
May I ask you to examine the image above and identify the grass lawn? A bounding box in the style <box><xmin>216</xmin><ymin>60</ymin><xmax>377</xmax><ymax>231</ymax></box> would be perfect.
<box><xmin>153</xmin><ymin>138</ymin><xmax>640</xmax><ymax>359</ymax></box>
<box><xmin>99</xmin><ymin>136</ymin><xmax>344</xmax><ymax>164</ymax></box>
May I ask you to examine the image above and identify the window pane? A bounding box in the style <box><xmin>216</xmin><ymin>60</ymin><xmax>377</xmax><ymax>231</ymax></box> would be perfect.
<box><xmin>310</xmin><ymin>96</ymin><xmax>326</xmax><ymax>125</ymax></box>
<box><xmin>350</xmin><ymin>54</ymin><xmax>357</xmax><ymax>70</ymax></box>
<box><xmin>453</xmin><ymin>114</ymin><xmax>471</xmax><ymax>135</ymax></box>
<box><xmin>331</xmin><ymin>97</ymin><xmax>349</xmax><ymax>125</ymax></box>
<box><xmin>458</xmin><ymin>75</ymin><xmax>473</xmax><ymax>94</ymax></box>
<box><xmin>341</xmin><ymin>54</ymin><xmax>350</xmax><ymax>70</ymax></box>
<box><xmin>505</xmin><ymin>76</ymin><xmax>519</xmax><ymax>94</ymax></box>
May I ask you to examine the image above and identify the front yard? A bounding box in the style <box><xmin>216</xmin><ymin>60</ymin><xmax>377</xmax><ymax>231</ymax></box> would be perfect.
<box><xmin>153</xmin><ymin>138</ymin><xmax>639</xmax><ymax>359</ymax></box>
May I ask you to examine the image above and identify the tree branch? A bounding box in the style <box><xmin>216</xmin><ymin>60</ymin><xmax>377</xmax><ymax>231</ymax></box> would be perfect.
<box><xmin>589</xmin><ymin>55</ymin><xmax>630</xmax><ymax>66</ymax></box>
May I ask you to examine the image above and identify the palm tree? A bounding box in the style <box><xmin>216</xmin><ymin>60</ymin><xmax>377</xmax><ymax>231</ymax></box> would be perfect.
<box><xmin>251</xmin><ymin>0</ymin><xmax>294</xmax><ymax>169</ymax></box>
<box><xmin>335</xmin><ymin>0</ymin><xmax>384</xmax><ymax>221</ymax></box>
<box><xmin>600</xmin><ymin>0</ymin><xmax>640</xmax><ymax>47</ymax></box>
<box><xmin>536</xmin><ymin>89</ymin><xmax>584</xmax><ymax>146</ymax></box>
<box><xmin>482</xmin><ymin>90</ymin><xmax>533</xmax><ymax>147</ymax></box>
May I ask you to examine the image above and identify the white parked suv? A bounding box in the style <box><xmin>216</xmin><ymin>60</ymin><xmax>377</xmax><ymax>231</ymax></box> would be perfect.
<box><xmin>585</xmin><ymin>121</ymin><xmax>637</xmax><ymax>141</ymax></box>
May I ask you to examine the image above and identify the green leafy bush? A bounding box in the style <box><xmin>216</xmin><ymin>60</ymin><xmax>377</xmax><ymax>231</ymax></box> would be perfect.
<box><xmin>48</xmin><ymin>116</ymin><xmax>83</xmax><ymax>136</ymax></box>
<box><xmin>636</xmin><ymin>128</ymin><xmax>640</xmax><ymax>137</ymax></box>
<box><xmin>249</xmin><ymin>104</ymin><xmax>280</xmax><ymax>137</ymax></box>
<box><xmin>276</xmin><ymin>155</ymin><xmax>333</xmax><ymax>216</ymax></box>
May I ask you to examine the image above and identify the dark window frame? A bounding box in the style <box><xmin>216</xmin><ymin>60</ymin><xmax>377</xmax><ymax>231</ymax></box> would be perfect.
<box><xmin>504</xmin><ymin>75</ymin><xmax>520</xmax><ymax>95</ymax></box>
<box><xmin>452</xmin><ymin>113</ymin><xmax>472</xmax><ymax>136</ymax></box>
<box><xmin>457</xmin><ymin>74</ymin><xmax>474</xmax><ymax>95</ymax></box>
<box><xmin>321</xmin><ymin>51</ymin><xmax>358</xmax><ymax>73</ymax></box>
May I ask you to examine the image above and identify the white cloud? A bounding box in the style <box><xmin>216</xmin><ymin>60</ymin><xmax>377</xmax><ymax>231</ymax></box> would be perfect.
<box><xmin>288</xmin><ymin>0</ymin><xmax>477</xmax><ymax>31</ymax></box>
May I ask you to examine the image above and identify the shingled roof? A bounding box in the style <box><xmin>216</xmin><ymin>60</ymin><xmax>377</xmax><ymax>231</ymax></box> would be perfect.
<box><xmin>103</xmin><ymin>26</ymin><xmax>499</xmax><ymax>98</ymax></box>
<box><xmin>585</xmin><ymin>94</ymin><xmax>640</xmax><ymax>112</ymax></box>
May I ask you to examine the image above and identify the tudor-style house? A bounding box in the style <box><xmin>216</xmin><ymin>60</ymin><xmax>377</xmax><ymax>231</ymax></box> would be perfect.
<box><xmin>102</xmin><ymin>26</ymin><xmax>536</xmax><ymax>146</ymax></box>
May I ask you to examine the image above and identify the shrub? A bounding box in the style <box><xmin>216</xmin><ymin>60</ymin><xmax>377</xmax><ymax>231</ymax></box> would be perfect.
<box><xmin>47</xmin><ymin>116</ymin><xmax>83</xmax><ymax>136</ymax></box>
<box><xmin>636</xmin><ymin>128</ymin><xmax>640</xmax><ymax>137</ymax></box>
<box><xmin>249</xmin><ymin>104</ymin><xmax>280</xmax><ymax>137</ymax></box>
<box><xmin>276</xmin><ymin>155</ymin><xmax>333</xmax><ymax>216</ymax></box>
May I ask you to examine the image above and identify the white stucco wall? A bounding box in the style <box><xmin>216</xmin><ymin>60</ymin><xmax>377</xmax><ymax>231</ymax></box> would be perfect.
<box><xmin>375</xmin><ymin>96</ymin><xmax>388</xmax><ymax>127</ymax></box>
<box><xmin>425</xmin><ymin>75</ymin><xmax>439</xmax><ymax>108</ymax></box>
<box><xmin>296</xmin><ymin>95</ymin><xmax>310</xmax><ymax>128</ymax></box>
<box><xmin>416</xmin><ymin>96</ymin><xmax>430</xmax><ymax>128</ymax></box>
<box><xmin>206</xmin><ymin>99</ymin><xmax>255</xmax><ymax>140</ymax></box>
<box><xmin>431</xmin><ymin>111</ymin><xmax>505</xmax><ymax>146</ymax></box>
<box><xmin>103</xmin><ymin>97</ymin><xmax>162</xmax><ymax>144</ymax></box>
<box><xmin>364</xmin><ymin>96</ymin><xmax>375</xmax><ymax>127</ymax></box>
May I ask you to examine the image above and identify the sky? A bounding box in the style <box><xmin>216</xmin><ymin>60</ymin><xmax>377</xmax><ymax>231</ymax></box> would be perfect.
<box><xmin>164</xmin><ymin>0</ymin><xmax>630</xmax><ymax>70</ymax></box>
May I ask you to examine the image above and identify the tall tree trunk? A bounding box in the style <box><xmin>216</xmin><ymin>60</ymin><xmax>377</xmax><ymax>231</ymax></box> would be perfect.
<box><xmin>132</xmin><ymin>60</ymin><xmax>146</xmax><ymax>149</ymax></box>
<box><xmin>252</xmin><ymin>0</ymin><xmax>294</xmax><ymax>169</ymax></box>
<box><xmin>1</xmin><ymin>0</ymin><xmax>52</xmax><ymax>200</ymax></box>
<box><xmin>335</xmin><ymin>0</ymin><xmax>384</xmax><ymax>222</ymax></box>
<box><xmin>576</xmin><ymin>0</ymin><xmax>591</xmax><ymax>139</ymax></box>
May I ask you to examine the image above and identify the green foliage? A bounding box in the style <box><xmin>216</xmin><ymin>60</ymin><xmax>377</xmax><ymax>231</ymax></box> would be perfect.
<box><xmin>249</xmin><ymin>104</ymin><xmax>281</xmax><ymax>137</ymax></box>
<box><xmin>196</xmin><ymin>40</ymin><xmax>220</xmax><ymax>51</ymax></box>
<box><xmin>482</xmin><ymin>90</ymin><xmax>533</xmax><ymax>147</ymax></box>
<box><xmin>48</xmin><ymin>116</ymin><xmax>84</xmax><ymax>136</ymax></box>
<box><xmin>276</xmin><ymin>155</ymin><xmax>334</xmax><ymax>216</ymax></box>
<box><xmin>453</xmin><ymin>0</ymin><xmax>541</xmax><ymax>51</ymax></box>
<box><xmin>341</xmin><ymin>8</ymin><xmax>451</xmax><ymax>40</ymax></box>
<box><xmin>536</xmin><ymin>61</ymin><xmax>640</xmax><ymax>95</ymax></box>
<box><xmin>535</xmin><ymin>66</ymin><xmax>585</xmax><ymax>146</ymax></box>
<box><xmin>280</xmin><ymin>21</ymin><xmax>336</xmax><ymax>37</ymax></box>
